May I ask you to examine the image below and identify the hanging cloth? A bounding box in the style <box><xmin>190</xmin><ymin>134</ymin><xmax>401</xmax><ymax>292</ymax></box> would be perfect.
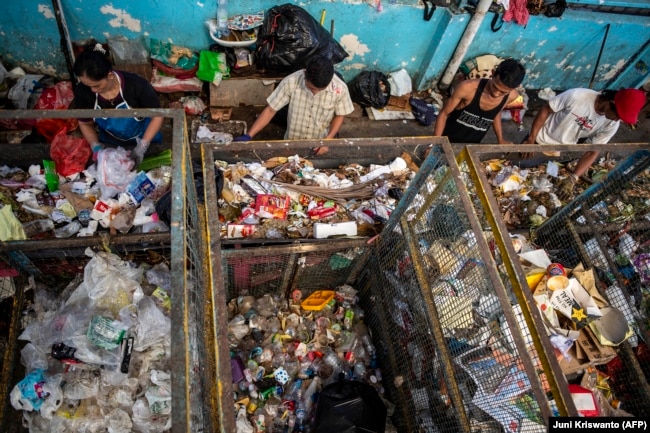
<box><xmin>503</xmin><ymin>0</ymin><xmax>529</xmax><ymax>26</ymax></box>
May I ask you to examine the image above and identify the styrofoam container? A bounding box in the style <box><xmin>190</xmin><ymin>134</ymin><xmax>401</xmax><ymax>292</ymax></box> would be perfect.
<box><xmin>313</xmin><ymin>221</ymin><xmax>357</xmax><ymax>239</ymax></box>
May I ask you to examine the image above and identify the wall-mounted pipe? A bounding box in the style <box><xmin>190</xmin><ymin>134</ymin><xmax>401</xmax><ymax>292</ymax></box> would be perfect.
<box><xmin>438</xmin><ymin>0</ymin><xmax>492</xmax><ymax>91</ymax></box>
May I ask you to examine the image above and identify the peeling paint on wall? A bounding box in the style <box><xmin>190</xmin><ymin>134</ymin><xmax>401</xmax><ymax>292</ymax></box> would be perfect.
<box><xmin>197</xmin><ymin>2</ymin><xmax>205</xmax><ymax>6</ymax></box>
<box><xmin>342</xmin><ymin>62</ymin><xmax>367</xmax><ymax>71</ymax></box>
<box><xmin>100</xmin><ymin>5</ymin><xmax>141</xmax><ymax>32</ymax></box>
<box><xmin>603</xmin><ymin>59</ymin><xmax>626</xmax><ymax>79</ymax></box>
<box><xmin>340</xmin><ymin>34</ymin><xmax>370</xmax><ymax>58</ymax></box>
<box><xmin>548</xmin><ymin>26</ymin><xmax>558</xmax><ymax>32</ymax></box>
<box><xmin>38</xmin><ymin>4</ymin><xmax>55</xmax><ymax>19</ymax></box>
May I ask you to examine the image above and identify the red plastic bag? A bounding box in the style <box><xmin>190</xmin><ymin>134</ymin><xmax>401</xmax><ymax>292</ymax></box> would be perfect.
<box><xmin>35</xmin><ymin>81</ymin><xmax>77</xmax><ymax>143</ymax></box>
<box><xmin>50</xmin><ymin>128</ymin><xmax>91</xmax><ymax>177</ymax></box>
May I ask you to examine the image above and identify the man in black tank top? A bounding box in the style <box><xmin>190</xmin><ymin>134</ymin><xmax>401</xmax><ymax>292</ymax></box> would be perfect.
<box><xmin>433</xmin><ymin>59</ymin><xmax>526</xmax><ymax>144</ymax></box>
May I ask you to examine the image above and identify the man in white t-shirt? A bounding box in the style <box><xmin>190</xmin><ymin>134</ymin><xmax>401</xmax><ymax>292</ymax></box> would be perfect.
<box><xmin>523</xmin><ymin>87</ymin><xmax>646</xmax><ymax>199</ymax></box>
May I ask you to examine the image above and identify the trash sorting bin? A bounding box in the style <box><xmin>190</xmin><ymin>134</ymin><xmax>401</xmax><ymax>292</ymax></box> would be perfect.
<box><xmin>201</xmin><ymin>138</ymin><xmax>555</xmax><ymax>432</ymax></box>
<box><xmin>0</xmin><ymin>109</ymin><xmax>214</xmax><ymax>433</ymax></box>
<box><xmin>458</xmin><ymin>143</ymin><xmax>650</xmax><ymax>418</ymax></box>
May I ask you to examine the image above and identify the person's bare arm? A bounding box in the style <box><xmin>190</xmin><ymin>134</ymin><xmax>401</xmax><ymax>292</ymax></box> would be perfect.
<box><xmin>79</xmin><ymin>120</ymin><xmax>99</xmax><ymax>145</ymax></box>
<box><xmin>573</xmin><ymin>151</ymin><xmax>599</xmax><ymax>178</ymax></box>
<box><xmin>325</xmin><ymin>115</ymin><xmax>345</xmax><ymax>139</ymax></box>
<box><xmin>493</xmin><ymin>111</ymin><xmax>507</xmax><ymax>144</ymax></box>
<box><xmin>494</xmin><ymin>90</ymin><xmax>521</xmax><ymax>144</ymax></box>
<box><xmin>142</xmin><ymin>117</ymin><xmax>164</xmax><ymax>143</ymax></box>
<box><xmin>247</xmin><ymin>105</ymin><xmax>278</xmax><ymax>138</ymax></box>
<box><xmin>524</xmin><ymin>103</ymin><xmax>553</xmax><ymax>145</ymax></box>
<box><xmin>433</xmin><ymin>81</ymin><xmax>473</xmax><ymax>136</ymax></box>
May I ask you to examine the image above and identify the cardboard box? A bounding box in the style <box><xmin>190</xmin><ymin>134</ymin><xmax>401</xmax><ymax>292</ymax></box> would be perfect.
<box><xmin>556</xmin><ymin>327</ymin><xmax>617</xmax><ymax>375</ymax></box>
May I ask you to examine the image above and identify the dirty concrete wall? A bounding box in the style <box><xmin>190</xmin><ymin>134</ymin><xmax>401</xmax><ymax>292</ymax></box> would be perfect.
<box><xmin>0</xmin><ymin>0</ymin><xmax>648</xmax><ymax>91</ymax></box>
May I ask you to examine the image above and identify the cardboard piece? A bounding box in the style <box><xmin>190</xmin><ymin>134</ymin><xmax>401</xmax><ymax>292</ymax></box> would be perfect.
<box><xmin>555</xmin><ymin>327</ymin><xmax>617</xmax><ymax>375</ymax></box>
<box><xmin>210</xmin><ymin>107</ymin><xmax>232</xmax><ymax>121</ymax></box>
<box><xmin>549</xmin><ymin>278</ymin><xmax>602</xmax><ymax>331</ymax></box>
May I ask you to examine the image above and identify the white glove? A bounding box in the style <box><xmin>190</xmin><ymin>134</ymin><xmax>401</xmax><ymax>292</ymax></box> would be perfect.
<box><xmin>132</xmin><ymin>138</ymin><xmax>150</xmax><ymax>166</ymax></box>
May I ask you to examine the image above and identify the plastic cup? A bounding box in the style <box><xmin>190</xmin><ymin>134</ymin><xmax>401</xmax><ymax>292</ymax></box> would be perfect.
<box><xmin>547</xmin><ymin>275</ymin><xmax>569</xmax><ymax>291</ymax></box>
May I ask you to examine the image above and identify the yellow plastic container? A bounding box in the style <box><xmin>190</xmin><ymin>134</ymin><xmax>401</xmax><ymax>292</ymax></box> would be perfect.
<box><xmin>300</xmin><ymin>290</ymin><xmax>335</xmax><ymax>311</ymax></box>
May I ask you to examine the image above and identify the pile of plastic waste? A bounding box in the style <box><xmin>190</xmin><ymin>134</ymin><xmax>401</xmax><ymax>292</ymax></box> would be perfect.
<box><xmin>0</xmin><ymin>149</ymin><xmax>172</xmax><ymax>241</ymax></box>
<box><xmin>214</xmin><ymin>153</ymin><xmax>419</xmax><ymax>240</ymax></box>
<box><xmin>10</xmin><ymin>248</ymin><xmax>173</xmax><ymax>432</ymax></box>
<box><xmin>228</xmin><ymin>285</ymin><xmax>389</xmax><ymax>432</ymax></box>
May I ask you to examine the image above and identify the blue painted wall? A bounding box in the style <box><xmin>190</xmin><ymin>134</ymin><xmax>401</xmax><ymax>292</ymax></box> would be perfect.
<box><xmin>1</xmin><ymin>0</ymin><xmax>649</xmax><ymax>91</ymax></box>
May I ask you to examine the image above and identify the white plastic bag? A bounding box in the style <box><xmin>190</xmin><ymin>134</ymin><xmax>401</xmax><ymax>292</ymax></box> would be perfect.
<box><xmin>92</xmin><ymin>147</ymin><xmax>137</xmax><ymax>200</ymax></box>
<box><xmin>388</xmin><ymin>68</ymin><xmax>412</xmax><ymax>97</ymax></box>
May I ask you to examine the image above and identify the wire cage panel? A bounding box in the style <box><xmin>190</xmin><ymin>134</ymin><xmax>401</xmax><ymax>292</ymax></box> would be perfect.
<box><xmin>0</xmin><ymin>109</ymin><xmax>212</xmax><ymax>433</ymax></box>
<box><xmin>202</xmin><ymin>138</ymin><xmax>552</xmax><ymax>432</ymax></box>
<box><xmin>460</xmin><ymin>144</ymin><xmax>650</xmax><ymax>419</ymax></box>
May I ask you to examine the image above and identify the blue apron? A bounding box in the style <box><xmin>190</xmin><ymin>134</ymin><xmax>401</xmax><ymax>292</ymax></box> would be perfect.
<box><xmin>93</xmin><ymin>73</ymin><xmax>160</xmax><ymax>146</ymax></box>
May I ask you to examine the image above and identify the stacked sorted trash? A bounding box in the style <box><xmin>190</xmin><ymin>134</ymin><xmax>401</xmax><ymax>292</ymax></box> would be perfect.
<box><xmin>214</xmin><ymin>153</ymin><xmax>419</xmax><ymax>240</ymax></box>
<box><xmin>10</xmin><ymin>248</ymin><xmax>173</xmax><ymax>432</ymax></box>
<box><xmin>227</xmin><ymin>285</ymin><xmax>389</xmax><ymax>432</ymax></box>
<box><xmin>0</xmin><ymin>149</ymin><xmax>172</xmax><ymax>241</ymax></box>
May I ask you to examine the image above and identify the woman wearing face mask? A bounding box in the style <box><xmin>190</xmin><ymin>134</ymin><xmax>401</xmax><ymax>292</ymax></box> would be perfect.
<box><xmin>71</xmin><ymin>44</ymin><xmax>163</xmax><ymax>165</ymax></box>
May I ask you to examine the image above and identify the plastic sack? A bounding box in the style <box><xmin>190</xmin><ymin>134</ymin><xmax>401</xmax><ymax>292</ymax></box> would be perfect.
<box><xmin>8</xmin><ymin>74</ymin><xmax>44</xmax><ymax>109</ymax></box>
<box><xmin>149</xmin><ymin>38</ymin><xmax>198</xmax><ymax>70</ymax></box>
<box><xmin>94</xmin><ymin>147</ymin><xmax>137</xmax><ymax>199</ymax></box>
<box><xmin>180</xmin><ymin>96</ymin><xmax>206</xmax><ymax>115</ymax></box>
<box><xmin>151</xmin><ymin>59</ymin><xmax>198</xmax><ymax>79</ymax></box>
<box><xmin>34</xmin><ymin>81</ymin><xmax>74</xmax><ymax>110</ymax></box>
<box><xmin>151</xmin><ymin>68</ymin><xmax>202</xmax><ymax>93</ymax></box>
<box><xmin>348</xmin><ymin>71</ymin><xmax>391</xmax><ymax>109</ymax></box>
<box><xmin>388</xmin><ymin>69</ymin><xmax>412</xmax><ymax>97</ymax></box>
<box><xmin>196</xmin><ymin>50</ymin><xmax>230</xmax><ymax>84</ymax></box>
<box><xmin>108</xmin><ymin>36</ymin><xmax>149</xmax><ymax>65</ymax></box>
<box><xmin>409</xmin><ymin>97</ymin><xmax>437</xmax><ymax>126</ymax></box>
<box><xmin>50</xmin><ymin>127</ymin><xmax>91</xmax><ymax>177</ymax></box>
<box><xmin>312</xmin><ymin>379</ymin><xmax>387</xmax><ymax>433</ymax></box>
<box><xmin>256</xmin><ymin>4</ymin><xmax>349</xmax><ymax>73</ymax></box>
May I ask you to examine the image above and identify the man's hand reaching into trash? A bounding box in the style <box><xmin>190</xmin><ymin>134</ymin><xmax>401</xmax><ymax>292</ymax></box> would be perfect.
<box><xmin>557</xmin><ymin>174</ymin><xmax>578</xmax><ymax>201</ymax></box>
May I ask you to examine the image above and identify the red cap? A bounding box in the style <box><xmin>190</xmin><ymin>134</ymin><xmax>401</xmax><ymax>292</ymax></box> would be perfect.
<box><xmin>613</xmin><ymin>88</ymin><xmax>646</xmax><ymax>124</ymax></box>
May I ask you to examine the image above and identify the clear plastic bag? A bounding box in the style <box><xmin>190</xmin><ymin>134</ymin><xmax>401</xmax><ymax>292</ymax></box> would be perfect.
<box><xmin>108</xmin><ymin>36</ymin><xmax>149</xmax><ymax>65</ymax></box>
<box><xmin>91</xmin><ymin>147</ymin><xmax>137</xmax><ymax>200</ymax></box>
<box><xmin>133</xmin><ymin>297</ymin><xmax>171</xmax><ymax>352</ymax></box>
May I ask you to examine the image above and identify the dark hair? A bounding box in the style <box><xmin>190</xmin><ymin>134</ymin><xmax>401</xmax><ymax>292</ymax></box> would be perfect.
<box><xmin>305</xmin><ymin>57</ymin><xmax>334</xmax><ymax>89</ymax></box>
<box><xmin>494</xmin><ymin>58</ymin><xmax>526</xmax><ymax>88</ymax></box>
<box><xmin>73</xmin><ymin>49</ymin><xmax>113</xmax><ymax>81</ymax></box>
<box><xmin>600</xmin><ymin>89</ymin><xmax>617</xmax><ymax>101</ymax></box>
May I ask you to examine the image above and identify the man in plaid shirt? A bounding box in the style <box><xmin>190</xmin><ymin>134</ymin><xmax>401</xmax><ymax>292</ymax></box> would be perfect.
<box><xmin>234</xmin><ymin>57</ymin><xmax>354</xmax><ymax>141</ymax></box>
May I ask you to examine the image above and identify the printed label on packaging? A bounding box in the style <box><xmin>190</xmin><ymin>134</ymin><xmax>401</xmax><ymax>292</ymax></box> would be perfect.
<box><xmin>227</xmin><ymin>224</ymin><xmax>257</xmax><ymax>239</ymax></box>
<box><xmin>90</xmin><ymin>200</ymin><xmax>112</xmax><ymax>220</ymax></box>
<box><xmin>127</xmin><ymin>171</ymin><xmax>156</xmax><ymax>205</ymax></box>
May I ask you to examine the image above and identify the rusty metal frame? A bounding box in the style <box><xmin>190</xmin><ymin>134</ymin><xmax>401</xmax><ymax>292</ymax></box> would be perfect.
<box><xmin>460</xmin><ymin>143</ymin><xmax>650</xmax><ymax>418</ymax></box>
<box><xmin>0</xmin><ymin>108</ymin><xmax>209</xmax><ymax>433</ymax></box>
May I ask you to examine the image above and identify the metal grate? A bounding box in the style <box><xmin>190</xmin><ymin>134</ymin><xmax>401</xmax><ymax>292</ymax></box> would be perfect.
<box><xmin>0</xmin><ymin>108</ymin><xmax>211</xmax><ymax>433</ymax></box>
<box><xmin>461</xmin><ymin>143</ymin><xmax>650</xmax><ymax>419</ymax></box>
<box><xmin>203</xmin><ymin>138</ymin><xmax>553</xmax><ymax>432</ymax></box>
<box><xmin>363</xmin><ymin>143</ymin><xmax>551</xmax><ymax>432</ymax></box>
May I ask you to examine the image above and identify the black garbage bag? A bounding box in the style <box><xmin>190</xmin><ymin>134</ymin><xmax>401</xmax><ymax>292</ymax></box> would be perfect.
<box><xmin>312</xmin><ymin>378</ymin><xmax>386</xmax><ymax>433</ymax></box>
<box><xmin>256</xmin><ymin>3</ymin><xmax>349</xmax><ymax>73</ymax></box>
<box><xmin>348</xmin><ymin>71</ymin><xmax>391</xmax><ymax>109</ymax></box>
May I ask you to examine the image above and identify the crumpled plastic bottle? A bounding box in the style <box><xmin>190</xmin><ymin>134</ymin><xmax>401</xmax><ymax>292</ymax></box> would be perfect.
<box><xmin>54</xmin><ymin>220</ymin><xmax>81</xmax><ymax>238</ymax></box>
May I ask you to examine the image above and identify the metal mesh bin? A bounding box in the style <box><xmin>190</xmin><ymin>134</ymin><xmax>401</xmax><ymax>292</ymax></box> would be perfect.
<box><xmin>0</xmin><ymin>109</ymin><xmax>214</xmax><ymax>433</ymax></box>
<box><xmin>202</xmin><ymin>138</ymin><xmax>558</xmax><ymax>432</ymax></box>
<box><xmin>458</xmin><ymin>143</ymin><xmax>650</xmax><ymax>418</ymax></box>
